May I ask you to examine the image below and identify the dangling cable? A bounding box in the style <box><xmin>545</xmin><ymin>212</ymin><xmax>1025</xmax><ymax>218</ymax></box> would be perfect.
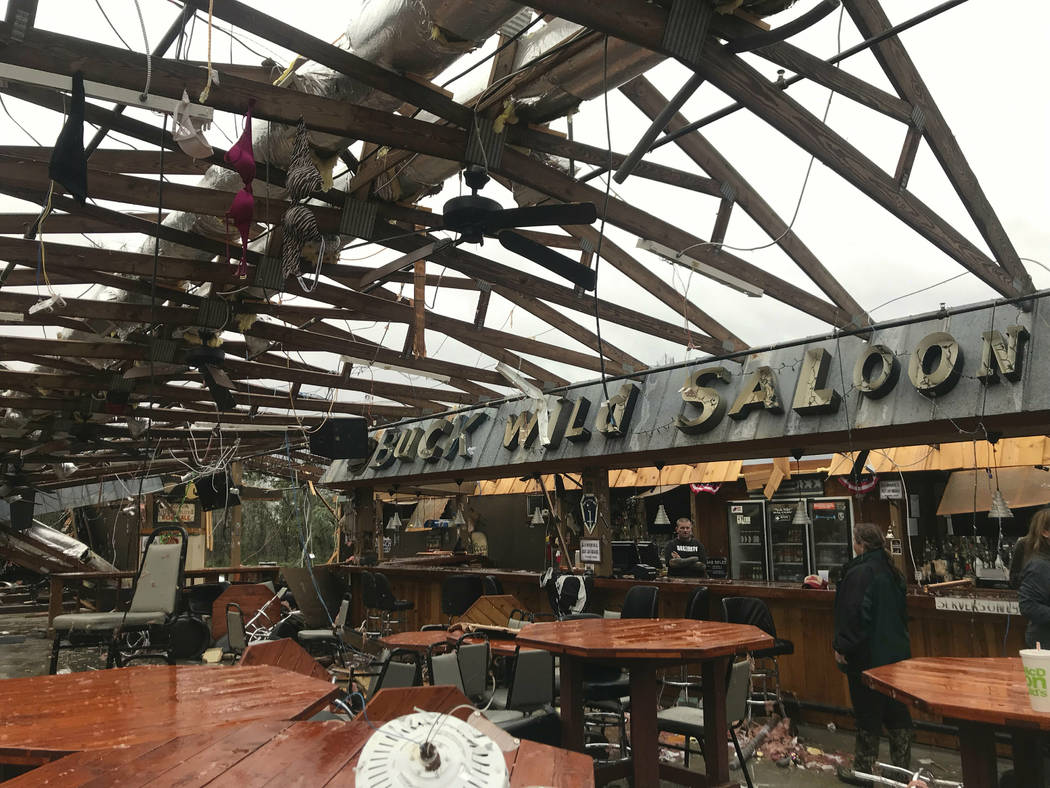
<box><xmin>132</xmin><ymin>0</ymin><xmax>151</xmax><ymax>101</ymax></box>
<box><xmin>198</xmin><ymin>0</ymin><xmax>215</xmax><ymax>103</ymax></box>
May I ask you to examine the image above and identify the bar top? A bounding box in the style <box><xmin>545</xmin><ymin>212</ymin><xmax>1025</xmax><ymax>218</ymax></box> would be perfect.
<box><xmin>326</xmin><ymin>562</ymin><xmax>1017</xmax><ymax>609</ymax></box>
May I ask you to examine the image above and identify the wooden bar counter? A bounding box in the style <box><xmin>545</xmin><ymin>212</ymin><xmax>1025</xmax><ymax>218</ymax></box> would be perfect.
<box><xmin>329</xmin><ymin>563</ymin><xmax>1024</xmax><ymax>738</ymax></box>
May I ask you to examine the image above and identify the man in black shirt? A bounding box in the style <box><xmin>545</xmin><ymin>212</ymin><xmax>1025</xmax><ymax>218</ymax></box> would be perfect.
<box><xmin>664</xmin><ymin>517</ymin><xmax>707</xmax><ymax>576</ymax></box>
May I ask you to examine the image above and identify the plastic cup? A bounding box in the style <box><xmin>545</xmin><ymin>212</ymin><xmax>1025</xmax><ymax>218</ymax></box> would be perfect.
<box><xmin>1020</xmin><ymin>649</ymin><xmax>1050</xmax><ymax>712</ymax></box>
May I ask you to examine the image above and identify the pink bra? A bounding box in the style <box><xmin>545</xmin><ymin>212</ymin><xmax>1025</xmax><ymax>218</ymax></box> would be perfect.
<box><xmin>224</xmin><ymin>99</ymin><xmax>256</xmax><ymax>278</ymax></box>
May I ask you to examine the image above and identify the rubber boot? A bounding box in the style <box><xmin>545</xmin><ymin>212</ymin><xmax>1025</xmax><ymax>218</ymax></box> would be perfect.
<box><xmin>837</xmin><ymin>729</ymin><xmax>879</xmax><ymax>787</ymax></box>
<box><xmin>888</xmin><ymin>727</ymin><xmax>912</xmax><ymax>771</ymax></box>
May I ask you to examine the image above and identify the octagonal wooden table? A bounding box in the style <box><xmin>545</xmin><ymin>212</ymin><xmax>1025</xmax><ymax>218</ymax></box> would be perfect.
<box><xmin>515</xmin><ymin>618</ymin><xmax>772</xmax><ymax>787</ymax></box>
<box><xmin>0</xmin><ymin>665</ymin><xmax>340</xmax><ymax>766</ymax></box>
<box><xmin>2</xmin><ymin>687</ymin><xmax>596</xmax><ymax>786</ymax></box>
<box><xmin>865</xmin><ymin>657</ymin><xmax>1050</xmax><ymax>788</ymax></box>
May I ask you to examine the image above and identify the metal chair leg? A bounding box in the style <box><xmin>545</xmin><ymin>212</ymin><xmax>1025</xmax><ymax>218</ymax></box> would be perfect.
<box><xmin>732</xmin><ymin>727</ymin><xmax>755</xmax><ymax>788</ymax></box>
<box><xmin>48</xmin><ymin>633</ymin><xmax>62</xmax><ymax>674</ymax></box>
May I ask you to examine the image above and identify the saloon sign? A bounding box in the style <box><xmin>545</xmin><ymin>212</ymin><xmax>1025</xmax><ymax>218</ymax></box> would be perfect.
<box><xmin>323</xmin><ymin>300</ymin><xmax>1045</xmax><ymax>486</ymax></box>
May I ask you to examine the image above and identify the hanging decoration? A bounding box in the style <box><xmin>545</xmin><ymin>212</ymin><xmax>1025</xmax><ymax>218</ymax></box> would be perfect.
<box><xmin>690</xmin><ymin>482</ymin><xmax>722</xmax><ymax>495</ymax></box>
<box><xmin>224</xmin><ymin>98</ymin><xmax>256</xmax><ymax>279</ymax></box>
<box><xmin>837</xmin><ymin>474</ymin><xmax>879</xmax><ymax>493</ymax></box>
<box><xmin>580</xmin><ymin>493</ymin><xmax>598</xmax><ymax>535</ymax></box>
<box><xmin>280</xmin><ymin>117</ymin><xmax>326</xmax><ymax>292</ymax></box>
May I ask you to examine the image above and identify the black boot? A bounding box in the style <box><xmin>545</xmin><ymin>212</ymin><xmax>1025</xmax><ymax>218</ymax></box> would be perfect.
<box><xmin>888</xmin><ymin>727</ymin><xmax>912</xmax><ymax>771</ymax></box>
<box><xmin>837</xmin><ymin>729</ymin><xmax>879</xmax><ymax>787</ymax></box>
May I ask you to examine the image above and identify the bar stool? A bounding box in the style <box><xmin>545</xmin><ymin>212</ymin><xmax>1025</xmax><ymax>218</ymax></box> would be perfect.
<box><xmin>483</xmin><ymin>575</ymin><xmax>504</xmax><ymax>595</ymax></box>
<box><xmin>371</xmin><ymin>572</ymin><xmax>414</xmax><ymax>635</ymax></box>
<box><xmin>722</xmin><ymin>596</ymin><xmax>793</xmax><ymax>719</ymax></box>
<box><xmin>361</xmin><ymin>571</ymin><xmax>383</xmax><ymax>639</ymax></box>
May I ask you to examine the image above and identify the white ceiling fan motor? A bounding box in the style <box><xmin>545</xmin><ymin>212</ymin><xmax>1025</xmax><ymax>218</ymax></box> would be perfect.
<box><xmin>355</xmin><ymin>711</ymin><xmax>509</xmax><ymax>788</ymax></box>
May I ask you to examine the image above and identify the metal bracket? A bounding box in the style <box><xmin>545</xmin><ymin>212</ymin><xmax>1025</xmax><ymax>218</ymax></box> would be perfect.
<box><xmin>252</xmin><ymin>254</ymin><xmax>285</xmax><ymax>292</ymax></box>
<box><xmin>196</xmin><ymin>298</ymin><xmax>228</xmax><ymax>330</ymax></box>
<box><xmin>149</xmin><ymin>339</ymin><xmax>178</xmax><ymax>364</ymax></box>
<box><xmin>719</xmin><ymin>182</ymin><xmax>737</xmax><ymax>202</ymax></box>
<box><xmin>662</xmin><ymin>0</ymin><xmax>712</xmax><ymax>65</ymax></box>
<box><xmin>910</xmin><ymin>106</ymin><xmax>927</xmax><ymax>132</ymax></box>
<box><xmin>464</xmin><ymin>116</ymin><xmax>506</xmax><ymax>169</ymax></box>
<box><xmin>340</xmin><ymin>196</ymin><xmax>378</xmax><ymax>241</ymax></box>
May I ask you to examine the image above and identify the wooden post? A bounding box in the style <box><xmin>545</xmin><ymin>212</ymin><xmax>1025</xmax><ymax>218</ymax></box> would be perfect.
<box><xmin>353</xmin><ymin>487</ymin><xmax>376</xmax><ymax>560</ymax></box>
<box><xmin>581</xmin><ymin>468</ymin><xmax>613</xmax><ymax>577</ymax></box>
<box><xmin>230</xmin><ymin>462</ymin><xmax>243</xmax><ymax>567</ymax></box>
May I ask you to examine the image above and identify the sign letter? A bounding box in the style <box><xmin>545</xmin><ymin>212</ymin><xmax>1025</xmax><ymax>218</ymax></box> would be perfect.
<box><xmin>728</xmin><ymin>367</ymin><xmax>782</xmax><ymax>420</ymax></box>
<box><xmin>978</xmin><ymin>325</ymin><xmax>1028</xmax><ymax>384</ymax></box>
<box><xmin>676</xmin><ymin>366</ymin><xmax>730</xmax><ymax>434</ymax></box>
<box><xmin>792</xmin><ymin>348</ymin><xmax>841</xmax><ymax>415</ymax></box>
<box><xmin>908</xmin><ymin>332</ymin><xmax>963</xmax><ymax>397</ymax></box>
<box><xmin>853</xmin><ymin>344</ymin><xmax>899</xmax><ymax>399</ymax></box>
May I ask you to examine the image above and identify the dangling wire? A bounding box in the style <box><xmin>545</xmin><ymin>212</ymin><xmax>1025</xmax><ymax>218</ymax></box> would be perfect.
<box><xmin>132</xmin><ymin>0</ymin><xmax>151</xmax><ymax>101</ymax></box>
<box><xmin>198</xmin><ymin>0</ymin><xmax>215</xmax><ymax>103</ymax></box>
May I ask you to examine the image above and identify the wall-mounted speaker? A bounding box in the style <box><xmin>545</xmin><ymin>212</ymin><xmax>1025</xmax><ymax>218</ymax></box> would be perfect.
<box><xmin>309</xmin><ymin>418</ymin><xmax>369</xmax><ymax>460</ymax></box>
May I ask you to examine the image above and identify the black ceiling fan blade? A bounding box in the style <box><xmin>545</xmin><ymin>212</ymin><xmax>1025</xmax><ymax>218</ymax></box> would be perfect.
<box><xmin>482</xmin><ymin>202</ymin><xmax>597</xmax><ymax>233</ymax></box>
<box><xmin>498</xmin><ymin>231</ymin><xmax>596</xmax><ymax>291</ymax></box>
<box><xmin>198</xmin><ymin>364</ymin><xmax>237</xmax><ymax>412</ymax></box>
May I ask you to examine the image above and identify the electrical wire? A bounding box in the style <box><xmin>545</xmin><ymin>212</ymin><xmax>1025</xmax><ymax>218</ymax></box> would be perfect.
<box><xmin>94</xmin><ymin>0</ymin><xmax>134</xmax><ymax>51</ymax></box>
<box><xmin>590</xmin><ymin>36</ymin><xmax>614</xmax><ymax>409</ymax></box>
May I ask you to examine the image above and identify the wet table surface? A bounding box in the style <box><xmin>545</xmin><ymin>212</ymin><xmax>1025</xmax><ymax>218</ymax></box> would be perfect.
<box><xmin>3</xmin><ymin>688</ymin><xmax>595</xmax><ymax>787</ymax></box>
<box><xmin>0</xmin><ymin>664</ymin><xmax>340</xmax><ymax>766</ymax></box>
<box><xmin>865</xmin><ymin>657</ymin><xmax>1050</xmax><ymax>788</ymax></box>
<box><xmin>516</xmin><ymin>618</ymin><xmax>772</xmax><ymax>788</ymax></box>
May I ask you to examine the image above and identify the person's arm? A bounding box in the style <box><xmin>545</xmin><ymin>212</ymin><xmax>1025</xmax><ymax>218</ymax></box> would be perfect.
<box><xmin>697</xmin><ymin>542</ymin><xmax>708</xmax><ymax>577</ymax></box>
<box><xmin>832</xmin><ymin>566</ymin><xmax>870</xmax><ymax>662</ymax></box>
<box><xmin>664</xmin><ymin>540</ymin><xmax>679</xmax><ymax>562</ymax></box>
<box><xmin>1010</xmin><ymin>540</ymin><xmax>1027</xmax><ymax>589</ymax></box>
<box><xmin>1019</xmin><ymin>560</ymin><xmax>1050</xmax><ymax>626</ymax></box>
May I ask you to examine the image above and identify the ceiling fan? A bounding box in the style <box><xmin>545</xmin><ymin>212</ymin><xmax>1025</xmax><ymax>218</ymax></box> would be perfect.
<box><xmin>359</xmin><ymin>167</ymin><xmax>599</xmax><ymax>293</ymax></box>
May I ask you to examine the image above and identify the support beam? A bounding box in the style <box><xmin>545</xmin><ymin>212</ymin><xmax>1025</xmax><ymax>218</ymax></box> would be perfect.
<box><xmin>619</xmin><ymin>76</ymin><xmax>869</xmax><ymax>325</ymax></box>
<box><xmin>844</xmin><ymin>0</ymin><xmax>1031</xmax><ymax>293</ymax></box>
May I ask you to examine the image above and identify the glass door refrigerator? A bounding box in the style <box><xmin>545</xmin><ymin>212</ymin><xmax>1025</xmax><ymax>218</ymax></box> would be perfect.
<box><xmin>727</xmin><ymin>500</ymin><xmax>768</xmax><ymax>581</ymax></box>
<box><xmin>808</xmin><ymin>497</ymin><xmax>854</xmax><ymax>583</ymax></box>
<box><xmin>767</xmin><ymin>500</ymin><xmax>811</xmax><ymax>582</ymax></box>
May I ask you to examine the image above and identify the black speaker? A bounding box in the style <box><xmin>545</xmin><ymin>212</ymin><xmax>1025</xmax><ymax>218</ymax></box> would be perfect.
<box><xmin>308</xmin><ymin>418</ymin><xmax>369</xmax><ymax>460</ymax></box>
<box><xmin>195</xmin><ymin>472</ymin><xmax>240</xmax><ymax>512</ymax></box>
<box><xmin>9</xmin><ymin>490</ymin><xmax>35</xmax><ymax>531</ymax></box>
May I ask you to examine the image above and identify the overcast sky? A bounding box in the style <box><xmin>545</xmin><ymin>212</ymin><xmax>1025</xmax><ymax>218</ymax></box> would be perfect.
<box><xmin>1</xmin><ymin>0</ymin><xmax>1046</xmax><ymax>408</ymax></box>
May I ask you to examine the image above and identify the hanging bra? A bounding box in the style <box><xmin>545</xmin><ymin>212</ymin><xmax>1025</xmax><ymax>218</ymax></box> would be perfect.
<box><xmin>224</xmin><ymin>98</ymin><xmax>256</xmax><ymax>185</ymax></box>
<box><xmin>284</xmin><ymin>118</ymin><xmax>321</xmax><ymax>203</ymax></box>
<box><xmin>224</xmin><ymin>99</ymin><xmax>256</xmax><ymax>278</ymax></box>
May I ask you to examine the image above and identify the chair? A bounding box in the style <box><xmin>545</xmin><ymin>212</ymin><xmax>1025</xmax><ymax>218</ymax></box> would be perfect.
<box><xmin>49</xmin><ymin>525</ymin><xmax>188</xmax><ymax>673</ymax></box>
<box><xmin>428</xmin><ymin>649</ymin><xmax>465</xmax><ymax>692</ymax></box>
<box><xmin>371</xmin><ymin>573</ymin><xmax>414</xmax><ymax>635</ymax></box>
<box><xmin>722</xmin><ymin>596</ymin><xmax>793</xmax><ymax>718</ymax></box>
<box><xmin>684</xmin><ymin>586</ymin><xmax>709</xmax><ymax>620</ymax></box>
<box><xmin>454</xmin><ymin>631</ymin><xmax>491</xmax><ymax>704</ymax></box>
<box><xmin>225</xmin><ymin>602</ymin><xmax>247</xmax><ymax>659</ymax></box>
<box><xmin>296</xmin><ymin>596</ymin><xmax>351</xmax><ymax>662</ymax></box>
<box><xmin>483</xmin><ymin>575</ymin><xmax>504</xmax><ymax>595</ymax></box>
<box><xmin>365</xmin><ymin>649</ymin><xmax>422</xmax><ymax>702</ymax></box>
<box><xmin>579</xmin><ymin>586</ymin><xmax>659</xmax><ymax>759</ymax></box>
<box><xmin>662</xmin><ymin>586</ymin><xmax>710</xmax><ymax>702</ymax></box>
<box><xmin>441</xmin><ymin>574</ymin><xmax>484</xmax><ymax>623</ymax></box>
<box><xmin>621</xmin><ymin>585</ymin><xmax>659</xmax><ymax>618</ymax></box>
<box><xmin>484</xmin><ymin>646</ymin><xmax>555</xmax><ymax>725</ymax></box>
<box><xmin>656</xmin><ymin>659</ymin><xmax>756</xmax><ymax>788</ymax></box>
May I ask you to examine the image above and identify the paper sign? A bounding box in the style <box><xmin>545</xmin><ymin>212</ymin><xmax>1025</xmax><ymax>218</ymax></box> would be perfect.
<box><xmin>934</xmin><ymin>596</ymin><xmax>1019</xmax><ymax>615</ymax></box>
<box><xmin>880</xmin><ymin>479</ymin><xmax>903</xmax><ymax>500</ymax></box>
<box><xmin>580</xmin><ymin>539</ymin><xmax>601</xmax><ymax>563</ymax></box>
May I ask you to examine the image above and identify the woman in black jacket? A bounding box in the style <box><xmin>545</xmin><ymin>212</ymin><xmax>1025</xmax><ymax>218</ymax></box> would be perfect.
<box><xmin>1018</xmin><ymin>508</ymin><xmax>1050</xmax><ymax>647</ymax></box>
<box><xmin>833</xmin><ymin>522</ymin><xmax>912</xmax><ymax>787</ymax></box>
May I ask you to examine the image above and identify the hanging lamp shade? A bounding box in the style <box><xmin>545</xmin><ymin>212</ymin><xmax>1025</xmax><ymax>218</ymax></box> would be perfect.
<box><xmin>989</xmin><ymin>489</ymin><xmax>1014</xmax><ymax>519</ymax></box>
<box><xmin>653</xmin><ymin>504</ymin><xmax>671</xmax><ymax>527</ymax></box>
<box><xmin>386</xmin><ymin>510</ymin><xmax>402</xmax><ymax>531</ymax></box>
<box><xmin>792</xmin><ymin>499</ymin><xmax>812</xmax><ymax>526</ymax></box>
<box><xmin>453</xmin><ymin>508</ymin><xmax>466</xmax><ymax>526</ymax></box>
<box><xmin>530</xmin><ymin>507</ymin><xmax>545</xmax><ymax>527</ymax></box>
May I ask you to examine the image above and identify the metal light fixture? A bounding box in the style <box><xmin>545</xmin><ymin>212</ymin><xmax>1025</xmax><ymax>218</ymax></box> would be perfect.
<box><xmin>530</xmin><ymin>507</ymin><xmax>545</xmax><ymax>527</ymax></box>
<box><xmin>653</xmin><ymin>504</ymin><xmax>671</xmax><ymax>527</ymax></box>
<box><xmin>386</xmin><ymin>510</ymin><xmax>402</xmax><ymax>531</ymax></box>
<box><xmin>453</xmin><ymin>508</ymin><xmax>466</xmax><ymax>526</ymax></box>
<box><xmin>792</xmin><ymin>499</ymin><xmax>812</xmax><ymax>526</ymax></box>
<box><xmin>989</xmin><ymin>489</ymin><xmax>1013</xmax><ymax>519</ymax></box>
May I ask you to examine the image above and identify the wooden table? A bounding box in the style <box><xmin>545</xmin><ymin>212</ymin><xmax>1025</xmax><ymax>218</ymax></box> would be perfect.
<box><xmin>3</xmin><ymin>690</ymin><xmax>596</xmax><ymax>786</ymax></box>
<box><xmin>0</xmin><ymin>665</ymin><xmax>340</xmax><ymax>766</ymax></box>
<box><xmin>379</xmin><ymin>629</ymin><xmax>450</xmax><ymax>655</ymax></box>
<box><xmin>365</xmin><ymin>684</ymin><xmax>474</xmax><ymax>721</ymax></box>
<box><xmin>516</xmin><ymin>618</ymin><xmax>772</xmax><ymax>787</ymax></box>
<box><xmin>865</xmin><ymin>657</ymin><xmax>1050</xmax><ymax>788</ymax></box>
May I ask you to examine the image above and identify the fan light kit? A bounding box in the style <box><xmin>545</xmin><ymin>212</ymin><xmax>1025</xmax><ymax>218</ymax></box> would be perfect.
<box><xmin>635</xmin><ymin>238</ymin><xmax>764</xmax><ymax>297</ymax></box>
<box><xmin>341</xmin><ymin>355</ymin><xmax>451</xmax><ymax>385</ymax></box>
<box><xmin>354</xmin><ymin>711</ymin><xmax>509</xmax><ymax>788</ymax></box>
<box><xmin>0</xmin><ymin>64</ymin><xmax>214</xmax><ymax>124</ymax></box>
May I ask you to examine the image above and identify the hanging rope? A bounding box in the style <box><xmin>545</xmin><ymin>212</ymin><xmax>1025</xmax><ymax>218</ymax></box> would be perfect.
<box><xmin>198</xmin><ymin>0</ymin><xmax>215</xmax><ymax>103</ymax></box>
